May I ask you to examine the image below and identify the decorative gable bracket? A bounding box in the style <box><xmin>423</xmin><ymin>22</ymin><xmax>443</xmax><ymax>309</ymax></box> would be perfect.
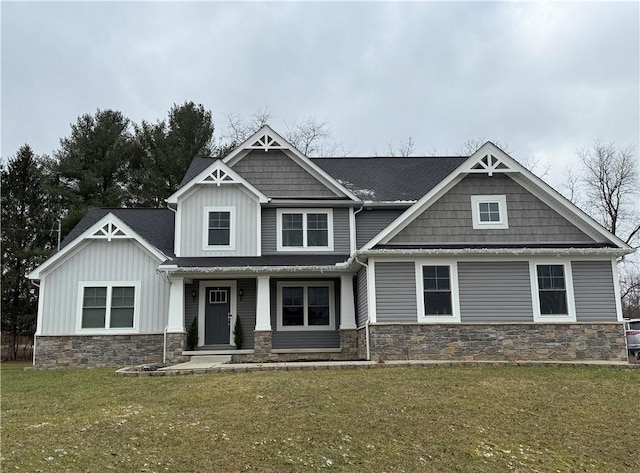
<box><xmin>200</xmin><ymin>168</ymin><xmax>239</xmax><ymax>186</ymax></box>
<box><xmin>246</xmin><ymin>131</ymin><xmax>286</xmax><ymax>152</ymax></box>
<box><xmin>467</xmin><ymin>153</ymin><xmax>516</xmax><ymax>176</ymax></box>
<box><xmin>89</xmin><ymin>222</ymin><xmax>129</xmax><ymax>241</ymax></box>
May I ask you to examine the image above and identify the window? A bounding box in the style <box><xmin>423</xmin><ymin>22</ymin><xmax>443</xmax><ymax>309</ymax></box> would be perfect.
<box><xmin>530</xmin><ymin>261</ymin><xmax>575</xmax><ymax>322</ymax></box>
<box><xmin>423</xmin><ymin>266</ymin><xmax>452</xmax><ymax>315</ymax></box>
<box><xmin>203</xmin><ymin>207</ymin><xmax>235</xmax><ymax>250</ymax></box>
<box><xmin>277</xmin><ymin>209</ymin><xmax>333</xmax><ymax>251</ymax></box>
<box><xmin>536</xmin><ymin>264</ymin><xmax>567</xmax><ymax>315</ymax></box>
<box><xmin>471</xmin><ymin>195</ymin><xmax>508</xmax><ymax>229</ymax></box>
<box><xmin>208</xmin><ymin>211</ymin><xmax>230</xmax><ymax>246</ymax></box>
<box><xmin>277</xmin><ymin>282</ymin><xmax>335</xmax><ymax>330</ymax></box>
<box><xmin>416</xmin><ymin>260</ymin><xmax>460</xmax><ymax>322</ymax></box>
<box><xmin>79</xmin><ymin>282</ymin><xmax>139</xmax><ymax>332</ymax></box>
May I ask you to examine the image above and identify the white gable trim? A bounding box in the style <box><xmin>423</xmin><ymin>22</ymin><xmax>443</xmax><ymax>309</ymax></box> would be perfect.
<box><xmin>362</xmin><ymin>142</ymin><xmax>630</xmax><ymax>250</ymax></box>
<box><xmin>223</xmin><ymin>125</ymin><xmax>360</xmax><ymax>201</ymax></box>
<box><xmin>166</xmin><ymin>159</ymin><xmax>269</xmax><ymax>204</ymax></box>
<box><xmin>27</xmin><ymin>213</ymin><xmax>169</xmax><ymax>280</ymax></box>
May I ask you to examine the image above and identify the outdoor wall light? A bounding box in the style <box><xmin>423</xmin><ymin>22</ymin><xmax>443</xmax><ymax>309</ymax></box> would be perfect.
<box><xmin>238</xmin><ymin>289</ymin><xmax>244</xmax><ymax>298</ymax></box>
<box><xmin>191</xmin><ymin>289</ymin><xmax>197</xmax><ymax>300</ymax></box>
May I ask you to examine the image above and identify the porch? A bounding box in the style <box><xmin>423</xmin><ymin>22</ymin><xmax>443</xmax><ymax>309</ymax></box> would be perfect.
<box><xmin>165</xmin><ymin>274</ymin><xmax>361</xmax><ymax>362</ymax></box>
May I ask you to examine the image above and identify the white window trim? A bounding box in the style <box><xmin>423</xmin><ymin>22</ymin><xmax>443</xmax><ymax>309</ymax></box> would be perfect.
<box><xmin>202</xmin><ymin>206</ymin><xmax>236</xmax><ymax>251</ymax></box>
<box><xmin>76</xmin><ymin>281</ymin><xmax>140</xmax><ymax>334</ymax></box>
<box><xmin>415</xmin><ymin>259</ymin><xmax>461</xmax><ymax>323</ymax></box>
<box><xmin>276</xmin><ymin>208</ymin><xmax>334</xmax><ymax>252</ymax></box>
<box><xmin>471</xmin><ymin>195</ymin><xmax>508</xmax><ymax>229</ymax></box>
<box><xmin>529</xmin><ymin>260</ymin><xmax>576</xmax><ymax>322</ymax></box>
<box><xmin>276</xmin><ymin>281</ymin><xmax>336</xmax><ymax>331</ymax></box>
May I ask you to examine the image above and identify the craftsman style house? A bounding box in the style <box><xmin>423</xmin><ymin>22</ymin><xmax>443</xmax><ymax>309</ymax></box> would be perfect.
<box><xmin>28</xmin><ymin>126</ymin><xmax>633</xmax><ymax>367</ymax></box>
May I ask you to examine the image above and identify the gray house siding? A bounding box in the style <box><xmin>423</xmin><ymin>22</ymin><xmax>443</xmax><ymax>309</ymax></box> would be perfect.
<box><xmin>389</xmin><ymin>174</ymin><xmax>595</xmax><ymax>244</ymax></box>
<box><xmin>261</xmin><ymin>207</ymin><xmax>351</xmax><ymax>254</ymax></box>
<box><xmin>179</xmin><ymin>184</ymin><xmax>259</xmax><ymax>257</ymax></box>
<box><xmin>458</xmin><ymin>261</ymin><xmax>533</xmax><ymax>322</ymax></box>
<box><xmin>572</xmin><ymin>261</ymin><xmax>618</xmax><ymax>322</ymax></box>
<box><xmin>232</xmin><ymin>150</ymin><xmax>338</xmax><ymax>198</ymax></box>
<box><xmin>375</xmin><ymin>261</ymin><xmax>417</xmax><ymax>322</ymax></box>
<box><xmin>270</xmin><ymin>278</ymin><xmax>341</xmax><ymax>349</ymax></box>
<box><xmin>40</xmin><ymin>240</ymin><xmax>169</xmax><ymax>335</ymax></box>
<box><xmin>356</xmin><ymin>267</ymin><xmax>368</xmax><ymax>327</ymax></box>
<box><xmin>356</xmin><ymin>208</ymin><xmax>404</xmax><ymax>248</ymax></box>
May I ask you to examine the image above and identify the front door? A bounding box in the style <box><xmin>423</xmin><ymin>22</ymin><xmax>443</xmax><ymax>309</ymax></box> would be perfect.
<box><xmin>204</xmin><ymin>287</ymin><xmax>231</xmax><ymax>345</ymax></box>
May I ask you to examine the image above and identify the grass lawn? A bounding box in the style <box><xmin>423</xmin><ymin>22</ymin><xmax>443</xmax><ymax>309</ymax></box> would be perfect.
<box><xmin>1</xmin><ymin>362</ymin><xmax>638</xmax><ymax>472</ymax></box>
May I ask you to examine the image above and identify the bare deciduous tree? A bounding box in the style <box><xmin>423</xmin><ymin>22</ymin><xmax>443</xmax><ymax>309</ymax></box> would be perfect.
<box><xmin>576</xmin><ymin>140</ymin><xmax>639</xmax><ymax>244</ymax></box>
<box><xmin>385</xmin><ymin>137</ymin><xmax>416</xmax><ymax>157</ymax></box>
<box><xmin>285</xmin><ymin>118</ymin><xmax>330</xmax><ymax>156</ymax></box>
<box><xmin>222</xmin><ymin>108</ymin><xmax>272</xmax><ymax>145</ymax></box>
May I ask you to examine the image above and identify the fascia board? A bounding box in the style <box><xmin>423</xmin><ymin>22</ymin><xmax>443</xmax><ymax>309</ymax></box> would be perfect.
<box><xmin>223</xmin><ymin>125</ymin><xmax>360</xmax><ymax>201</ymax></box>
<box><xmin>166</xmin><ymin>159</ymin><xmax>269</xmax><ymax>204</ymax></box>
<box><xmin>27</xmin><ymin>213</ymin><xmax>168</xmax><ymax>279</ymax></box>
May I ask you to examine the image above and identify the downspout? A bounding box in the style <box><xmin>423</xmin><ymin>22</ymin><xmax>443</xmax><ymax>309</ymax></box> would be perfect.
<box><xmin>355</xmin><ymin>256</ymin><xmax>371</xmax><ymax>361</ymax></box>
<box><xmin>165</xmin><ymin>202</ymin><xmax>177</xmax><ymax>365</ymax></box>
<box><xmin>31</xmin><ymin>280</ymin><xmax>40</xmax><ymax>367</ymax></box>
<box><xmin>163</xmin><ymin>325</ymin><xmax>168</xmax><ymax>365</ymax></box>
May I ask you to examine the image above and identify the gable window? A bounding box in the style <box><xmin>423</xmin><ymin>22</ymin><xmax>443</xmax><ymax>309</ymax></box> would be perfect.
<box><xmin>416</xmin><ymin>260</ymin><xmax>460</xmax><ymax>322</ymax></box>
<box><xmin>203</xmin><ymin>206</ymin><xmax>235</xmax><ymax>250</ymax></box>
<box><xmin>277</xmin><ymin>282</ymin><xmax>335</xmax><ymax>330</ymax></box>
<box><xmin>529</xmin><ymin>261</ymin><xmax>576</xmax><ymax>322</ymax></box>
<box><xmin>471</xmin><ymin>195</ymin><xmax>508</xmax><ymax>229</ymax></box>
<box><xmin>79</xmin><ymin>282</ymin><xmax>139</xmax><ymax>332</ymax></box>
<box><xmin>277</xmin><ymin>209</ymin><xmax>333</xmax><ymax>251</ymax></box>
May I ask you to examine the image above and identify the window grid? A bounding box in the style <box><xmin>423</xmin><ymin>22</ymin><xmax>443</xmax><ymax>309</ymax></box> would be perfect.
<box><xmin>478</xmin><ymin>202</ymin><xmax>500</xmax><ymax>222</ymax></box>
<box><xmin>423</xmin><ymin>265</ymin><xmax>453</xmax><ymax>316</ymax></box>
<box><xmin>208</xmin><ymin>211</ymin><xmax>231</xmax><ymax>246</ymax></box>
<box><xmin>536</xmin><ymin>264</ymin><xmax>568</xmax><ymax>315</ymax></box>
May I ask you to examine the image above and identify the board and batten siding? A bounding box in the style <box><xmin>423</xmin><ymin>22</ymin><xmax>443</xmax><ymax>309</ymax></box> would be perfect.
<box><xmin>40</xmin><ymin>240</ymin><xmax>169</xmax><ymax>335</ymax></box>
<box><xmin>389</xmin><ymin>174</ymin><xmax>596</xmax><ymax>244</ymax></box>
<box><xmin>458</xmin><ymin>261</ymin><xmax>533</xmax><ymax>322</ymax></box>
<box><xmin>261</xmin><ymin>207</ymin><xmax>351</xmax><ymax>254</ymax></box>
<box><xmin>356</xmin><ymin>208</ymin><xmax>404</xmax><ymax>248</ymax></box>
<box><xmin>270</xmin><ymin>278</ymin><xmax>341</xmax><ymax>349</ymax></box>
<box><xmin>232</xmin><ymin>150</ymin><xmax>338</xmax><ymax>198</ymax></box>
<box><xmin>179</xmin><ymin>184</ymin><xmax>259</xmax><ymax>257</ymax></box>
<box><xmin>572</xmin><ymin>261</ymin><xmax>618</xmax><ymax>322</ymax></box>
<box><xmin>375</xmin><ymin>262</ymin><xmax>417</xmax><ymax>322</ymax></box>
<box><xmin>355</xmin><ymin>267</ymin><xmax>368</xmax><ymax>327</ymax></box>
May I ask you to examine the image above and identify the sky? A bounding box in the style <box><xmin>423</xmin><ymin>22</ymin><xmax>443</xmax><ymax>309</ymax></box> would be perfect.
<box><xmin>2</xmin><ymin>0</ymin><xmax>639</xmax><ymax>188</ymax></box>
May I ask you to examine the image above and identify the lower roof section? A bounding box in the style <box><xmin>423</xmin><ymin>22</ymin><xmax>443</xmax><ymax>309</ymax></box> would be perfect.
<box><xmin>159</xmin><ymin>254</ymin><xmax>352</xmax><ymax>273</ymax></box>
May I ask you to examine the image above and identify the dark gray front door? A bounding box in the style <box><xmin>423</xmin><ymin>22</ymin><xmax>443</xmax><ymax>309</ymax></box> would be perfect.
<box><xmin>205</xmin><ymin>287</ymin><xmax>231</xmax><ymax>345</ymax></box>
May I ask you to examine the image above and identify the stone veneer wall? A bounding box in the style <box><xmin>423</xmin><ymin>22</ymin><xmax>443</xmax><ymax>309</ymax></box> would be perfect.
<box><xmin>34</xmin><ymin>333</ymin><xmax>188</xmax><ymax>368</ymax></box>
<box><xmin>369</xmin><ymin>323</ymin><xmax>627</xmax><ymax>361</ymax></box>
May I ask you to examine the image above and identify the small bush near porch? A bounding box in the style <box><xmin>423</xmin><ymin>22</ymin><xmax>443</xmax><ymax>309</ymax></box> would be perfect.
<box><xmin>2</xmin><ymin>363</ymin><xmax>638</xmax><ymax>472</ymax></box>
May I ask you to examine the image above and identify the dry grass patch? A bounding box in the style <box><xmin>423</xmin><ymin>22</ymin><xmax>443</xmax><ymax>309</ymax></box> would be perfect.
<box><xmin>1</xmin><ymin>362</ymin><xmax>638</xmax><ymax>472</ymax></box>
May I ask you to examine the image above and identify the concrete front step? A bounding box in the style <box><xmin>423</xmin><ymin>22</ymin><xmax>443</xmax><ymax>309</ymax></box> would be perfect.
<box><xmin>189</xmin><ymin>354</ymin><xmax>232</xmax><ymax>363</ymax></box>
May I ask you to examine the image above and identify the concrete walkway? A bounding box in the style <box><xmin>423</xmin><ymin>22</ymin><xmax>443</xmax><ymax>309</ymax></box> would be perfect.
<box><xmin>117</xmin><ymin>358</ymin><xmax>638</xmax><ymax>376</ymax></box>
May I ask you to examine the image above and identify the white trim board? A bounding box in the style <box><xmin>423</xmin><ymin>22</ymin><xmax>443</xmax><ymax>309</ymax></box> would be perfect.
<box><xmin>27</xmin><ymin>213</ymin><xmax>169</xmax><ymax>280</ymax></box>
<box><xmin>361</xmin><ymin>141</ymin><xmax>631</xmax><ymax>251</ymax></box>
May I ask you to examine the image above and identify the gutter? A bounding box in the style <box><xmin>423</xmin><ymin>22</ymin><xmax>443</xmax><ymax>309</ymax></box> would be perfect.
<box><xmin>357</xmin><ymin>247</ymin><xmax>635</xmax><ymax>257</ymax></box>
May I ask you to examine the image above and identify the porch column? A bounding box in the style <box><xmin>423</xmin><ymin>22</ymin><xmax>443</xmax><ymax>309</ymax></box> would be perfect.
<box><xmin>340</xmin><ymin>274</ymin><xmax>357</xmax><ymax>330</ymax></box>
<box><xmin>255</xmin><ymin>276</ymin><xmax>271</xmax><ymax>331</ymax></box>
<box><xmin>166</xmin><ymin>276</ymin><xmax>185</xmax><ymax>332</ymax></box>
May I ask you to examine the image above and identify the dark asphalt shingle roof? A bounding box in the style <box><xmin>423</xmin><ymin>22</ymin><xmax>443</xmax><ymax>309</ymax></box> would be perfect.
<box><xmin>164</xmin><ymin>255</ymin><xmax>350</xmax><ymax>268</ymax></box>
<box><xmin>311</xmin><ymin>156</ymin><xmax>467</xmax><ymax>201</ymax></box>
<box><xmin>60</xmin><ymin>208</ymin><xmax>175</xmax><ymax>257</ymax></box>
<box><xmin>177</xmin><ymin>155</ymin><xmax>468</xmax><ymax>202</ymax></box>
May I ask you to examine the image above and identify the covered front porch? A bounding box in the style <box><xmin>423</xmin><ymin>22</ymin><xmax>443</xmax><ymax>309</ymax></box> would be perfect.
<box><xmin>165</xmin><ymin>272</ymin><xmax>361</xmax><ymax>362</ymax></box>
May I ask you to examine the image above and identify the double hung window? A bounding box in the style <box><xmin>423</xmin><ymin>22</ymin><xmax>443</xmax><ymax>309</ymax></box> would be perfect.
<box><xmin>203</xmin><ymin>207</ymin><xmax>235</xmax><ymax>250</ymax></box>
<box><xmin>79</xmin><ymin>282</ymin><xmax>138</xmax><ymax>331</ymax></box>
<box><xmin>277</xmin><ymin>209</ymin><xmax>333</xmax><ymax>251</ymax></box>
<box><xmin>530</xmin><ymin>261</ymin><xmax>575</xmax><ymax>322</ymax></box>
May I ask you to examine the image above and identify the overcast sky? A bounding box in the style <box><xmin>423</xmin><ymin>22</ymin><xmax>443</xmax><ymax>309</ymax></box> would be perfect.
<box><xmin>2</xmin><ymin>1</ymin><xmax>638</xmax><ymax>188</ymax></box>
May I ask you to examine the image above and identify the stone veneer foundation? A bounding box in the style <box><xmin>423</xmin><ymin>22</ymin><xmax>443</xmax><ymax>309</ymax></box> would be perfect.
<box><xmin>368</xmin><ymin>323</ymin><xmax>627</xmax><ymax>361</ymax></box>
<box><xmin>34</xmin><ymin>333</ymin><xmax>188</xmax><ymax>368</ymax></box>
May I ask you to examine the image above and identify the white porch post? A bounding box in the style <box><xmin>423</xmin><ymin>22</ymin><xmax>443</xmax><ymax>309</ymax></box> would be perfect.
<box><xmin>255</xmin><ymin>275</ymin><xmax>271</xmax><ymax>331</ymax></box>
<box><xmin>340</xmin><ymin>274</ymin><xmax>357</xmax><ymax>330</ymax></box>
<box><xmin>167</xmin><ymin>275</ymin><xmax>185</xmax><ymax>332</ymax></box>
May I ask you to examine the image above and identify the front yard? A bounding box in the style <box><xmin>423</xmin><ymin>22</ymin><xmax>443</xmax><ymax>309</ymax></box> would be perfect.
<box><xmin>1</xmin><ymin>362</ymin><xmax>638</xmax><ymax>472</ymax></box>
